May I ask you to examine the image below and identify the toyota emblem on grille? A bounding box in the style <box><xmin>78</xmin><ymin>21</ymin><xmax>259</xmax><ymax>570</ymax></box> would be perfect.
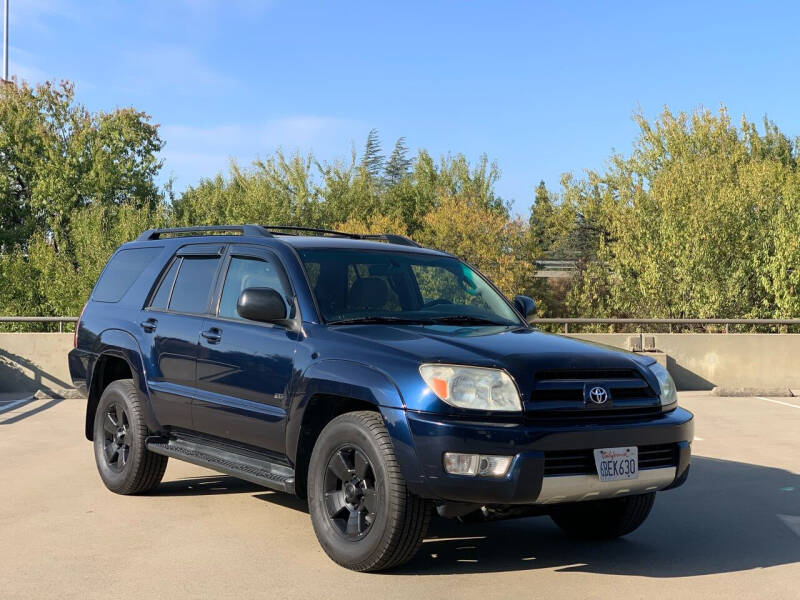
<box><xmin>588</xmin><ymin>386</ymin><xmax>609</xmax><ymax>404</ymax></box>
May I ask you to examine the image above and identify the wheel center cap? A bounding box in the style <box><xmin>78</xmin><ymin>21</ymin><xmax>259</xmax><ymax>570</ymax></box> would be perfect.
<box><xmin>344</xmin><ymin>482</ymin><xmax>358</xmax><ymax>503</ymax></box>
<box><xmin>115</xmin><ymin>429</ymin><xmax>125</xmax><ymax>444</ymax></box>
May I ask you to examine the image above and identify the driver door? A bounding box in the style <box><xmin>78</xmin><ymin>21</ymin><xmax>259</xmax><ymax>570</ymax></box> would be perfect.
<box><xmin>192</xmin><ymin>245</ymin><xmax>298</xmax><ymax>454</ymax></box>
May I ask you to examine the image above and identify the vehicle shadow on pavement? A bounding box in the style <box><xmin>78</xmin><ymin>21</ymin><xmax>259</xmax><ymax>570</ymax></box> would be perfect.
<box><xmin>152</xmin><ymin>476</ymin><xmax>266</xmax><ymax>496</ymax></box>
<box><xmin>151</xmin><ymin>476</ymin><xmax>310</xmax><ymax>511</ymax></box>
<box><xmin>394</xmin><ymin>456</ymin><xmax>800</xmax><ymax>577</ymax></box>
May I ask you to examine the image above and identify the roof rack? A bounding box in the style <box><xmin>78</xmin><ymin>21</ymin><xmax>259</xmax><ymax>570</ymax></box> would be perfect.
<box><xmin>262</xmin><ymin>225</ymin><xmax>421</xmax><ymax>248</ymax></box>
<box><xmin>359</xmin><ymin>233</ymin><xmax>421</xmax><ymax>248</ymax></box>
<box><xmin>262</xmin><ymin>226</ymin><xmax>355</xmax><ymax>238</ymax></box>
<box><xmin>136</xmin><ymin>224</ymin><xmax>422</xmax><ymax>248</ymax></box>
<box><xmin>137</xmin><ymin>224</ymin><xmax>272</xmax><ymax>241</ymax></box>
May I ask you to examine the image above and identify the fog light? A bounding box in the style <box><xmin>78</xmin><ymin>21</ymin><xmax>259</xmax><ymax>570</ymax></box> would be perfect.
<box><xmin>443</xmin><ymin>453</ymin><xmax>512</xmax><ymax>477</ymax></box>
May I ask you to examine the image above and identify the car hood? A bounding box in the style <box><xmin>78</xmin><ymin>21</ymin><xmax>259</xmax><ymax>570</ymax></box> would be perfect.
<box><xmin>332</xmin><ymin>324</ymin><xmax>654</xmax><ymax>378</ymax></box>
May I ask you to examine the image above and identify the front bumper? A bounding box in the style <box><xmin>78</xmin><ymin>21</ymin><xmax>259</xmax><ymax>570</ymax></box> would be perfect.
<box><xmin>405</xmin><ymin>407</ymin><xmax>693</xmax><ymax>505</ymax></box>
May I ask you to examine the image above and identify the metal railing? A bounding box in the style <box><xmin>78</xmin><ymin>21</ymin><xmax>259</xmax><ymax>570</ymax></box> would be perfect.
<box><xmin>1</xmin><ymin>316</ymin><xmax>800</xmax><ymax>334</ymax></box>
<box><xmin>531</xmin><ymin>317</ymin><xmax>800</xmax><ymax>334</ymax></box>
<box><xmin>0</xmin><ymin>316</ymin><xmax>78</xmax><ymax>333</ymax></box>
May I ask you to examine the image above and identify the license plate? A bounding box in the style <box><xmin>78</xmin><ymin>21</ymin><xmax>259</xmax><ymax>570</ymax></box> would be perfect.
<box><xmin>593</xmin><ymin>447</ymin><xmax>638</xmax><ymax>481</ymax></box>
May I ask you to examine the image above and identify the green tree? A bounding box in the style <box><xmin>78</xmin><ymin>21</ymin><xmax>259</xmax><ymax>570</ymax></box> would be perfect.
<box><xmin>0</xmin><ymin>80</ymin><xmax>165</xmax><ymax>320</ymax></box>
<box><xmin>564</xmin><ymin>106</ymin><xmax>800</xmax><ymax>319</ymax></box>
<box><xmin>0</xmin><ymin>80</ymin><xmax>163</xmax><ymax>251</ymax></box>
<box><xmin>361</xmin><ymin>128</ymin><xmax>384</xmax><ymax>179</ymax></box>
<box><xmin>384</xmin><ymin>137</ymin><xmax>412</xmax><ymax>185</ymax></box>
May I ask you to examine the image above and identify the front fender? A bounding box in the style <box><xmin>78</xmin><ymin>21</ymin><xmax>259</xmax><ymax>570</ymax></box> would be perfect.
<box><xmin>286</xmin><ymin>359</ymin><xmax>424</xmax><ymax>485</ymax></box>
<box><xmin>85</xmin><ymin>329</ymin><xmax>158</xmax><ymax>439</ymax></box>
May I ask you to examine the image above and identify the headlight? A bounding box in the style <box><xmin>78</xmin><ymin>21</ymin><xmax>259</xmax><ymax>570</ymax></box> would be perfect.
<box><xmin>648</xmin><ymin>362</ymin><xmax>677</xmax><ymax>407</ymax></box>
<box><xmin>419</xmin><ymin>364</ymin><xmax>522</xmax><ymax>412</ymax></box>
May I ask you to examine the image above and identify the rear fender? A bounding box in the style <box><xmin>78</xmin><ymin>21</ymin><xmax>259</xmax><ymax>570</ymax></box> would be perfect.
<box><xmin>85</xmin><ymin>329</ymin><xmax>158</xmax><ymax>439</ymax></box>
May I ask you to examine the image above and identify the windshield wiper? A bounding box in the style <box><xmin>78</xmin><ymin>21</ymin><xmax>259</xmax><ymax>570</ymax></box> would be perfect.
<box><xmin>427</xmin><ymin>315</ymin><xmax>512</xmax><ymax>326</ymax></box>
<box><xmin>327</xmin><ymin>316</ymin><xmax>434</xmax><ymax>326</ymax></box>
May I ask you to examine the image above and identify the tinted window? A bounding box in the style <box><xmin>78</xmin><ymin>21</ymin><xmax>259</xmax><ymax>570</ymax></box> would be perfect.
<box><xmin>218</xmin><ymin>256</ymin><xmax>291</xmax><ymax>320</ymax></box>
<box><xmin>297</xmin><ymin>249</ymin><xmax>521</xmax><ymax>325</ymax></box>
<box><xmin>168</xmin><ymin>257</ymin><xmax>219</xmax><ymax>314</ymax></box>
<box><xmin>148</xmin><ymin>258</ymin><xmax>180</xmax><ymax>310</ymax></box>
<box><xmin>93</xmin><ymin>247</ymin><xmax>162</xmax><ymax>303</ymax></box>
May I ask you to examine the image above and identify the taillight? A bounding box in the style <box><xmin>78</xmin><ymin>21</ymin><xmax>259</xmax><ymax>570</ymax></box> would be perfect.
<box><xmin>74</xmin><ymin>302</ymin><xmax>88</xmax><ymax>348</ymax></box>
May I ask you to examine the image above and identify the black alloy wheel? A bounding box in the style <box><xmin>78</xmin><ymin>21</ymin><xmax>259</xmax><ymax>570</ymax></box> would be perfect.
<box><xmin>101</xmin><ymin>402</ymin><xmax>131</xmax><ymax>472</ymax></box>
<box><xmin>93</xmin><ymin>379</ymin><xmax>168</xmax><ymax>495</ymax></box>
<box><xmin>308</xmin><ymin>411</ymin><xmax>431</xmax><ymax>572</ymax></box>
<box><xmin>323</xmin><ymin>446</ymin><xmax>378</xmax><ymax>539</ymax></box>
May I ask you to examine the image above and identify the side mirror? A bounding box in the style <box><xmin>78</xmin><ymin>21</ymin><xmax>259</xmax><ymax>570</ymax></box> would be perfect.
<box><xmin>513</xmin><ymin>295</ymin><xmax>536</xmax><ymax>322</ymax></box>
<box><xmin>237</xmin><ymin>287</ymin><xmax>287</xmax><ymax>323</ymax></box>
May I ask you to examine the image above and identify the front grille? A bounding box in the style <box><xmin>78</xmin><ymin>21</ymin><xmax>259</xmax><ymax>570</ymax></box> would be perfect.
<box><xmin>536</xmin><ymin>369</ymin><xmax>640</xmax><ymax>381</ymax></box>
<box><xmin>543</xmin><ymin>443</ymin><xmax>679</xmax><ymax>476</ymax></box>
<box><xmin>526</xmin><ymin>367</ymin><xmax>659</xmax><ymax>421</ymax></box>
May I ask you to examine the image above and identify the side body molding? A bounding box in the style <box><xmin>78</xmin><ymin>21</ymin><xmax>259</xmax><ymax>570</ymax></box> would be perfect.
<box><xmin>286</xmin><ymin>359</ymin><xmax>425</xmax><ymax>486</ymax></box>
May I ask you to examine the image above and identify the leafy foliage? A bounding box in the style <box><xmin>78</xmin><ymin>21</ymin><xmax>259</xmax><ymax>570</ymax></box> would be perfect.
<box><xmin>0</xmin><ymin>80</ymin><xmax>165</xmax><ymax>322</ymax></box>
<box><xmin>559</xmin><ymin>107</ymin><xmax>800</xmax><ymax>319</ymax></box>
<box><xmin>2</xmin><ymin>82</ymin><xmax>799</xmax><ymax>322</ymax></box>
<box><xmin>384</xmin><ymin>137</ymin><xmax>412</xmax><ymax>185</ymax></box>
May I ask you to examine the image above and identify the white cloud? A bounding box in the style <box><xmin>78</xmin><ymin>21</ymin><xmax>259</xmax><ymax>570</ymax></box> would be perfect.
<box><xmin>11</xmin><ymin>0</ymin><xmax>77</xmax><ymax>32</ymax></box>
<box><xmin>7</xmin><ymin>47</ymin><xmax>50</xmax><ymax>84</ymax></box>
<box><xmin>8</xmin><ymin>60</ymin><xmax>48</xmax><ymax>84</ymax></box>
<box><xmin>119</xmin><ymin>44</ymin><xmax>238</xmax><ymax>93</ymax></box>
<box><xmin>159</xmin><ymin>115</ymin><xmax>366</xmax><ymax>188</ymax></box>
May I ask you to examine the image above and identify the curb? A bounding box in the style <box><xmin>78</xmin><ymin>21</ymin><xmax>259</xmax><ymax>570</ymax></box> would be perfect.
<box><xmin>711</xmin><ymin>387</ymin><xmax>795</xmax><ymax>398</ymax></box>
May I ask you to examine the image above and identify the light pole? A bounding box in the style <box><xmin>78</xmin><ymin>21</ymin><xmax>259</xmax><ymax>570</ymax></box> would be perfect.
<box><xmin>3</xmin><ymin>0</ymin><xmax>8</xmax><ymax>81</ymax></box>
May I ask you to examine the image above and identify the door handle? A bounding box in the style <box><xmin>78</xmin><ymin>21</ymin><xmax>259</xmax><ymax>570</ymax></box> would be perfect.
<box><xmin>140</xmin><ymin>318</ymin><xmax>158</xmax><ymax>333</ymax></box>
<box><xmin>201</xmin><ymin>328</ymin><xmax>222</xmax><ymax>343</ymax></box>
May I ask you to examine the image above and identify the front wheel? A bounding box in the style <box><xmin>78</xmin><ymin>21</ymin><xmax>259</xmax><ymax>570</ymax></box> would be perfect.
<box><xmin>549</xmin><ymin>492</ymin><xmax>656</xmax><ymax>539</ymax></box>
<box><xmin>308</xmin><ymin>411</ymin><xmax>431</xmax><ymax>572</ymax></box>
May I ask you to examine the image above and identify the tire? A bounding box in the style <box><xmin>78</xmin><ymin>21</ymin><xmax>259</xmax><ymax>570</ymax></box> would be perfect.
<box><xmin>308</xmin><ymin>411</ymin><xmax>431</xmax><ymax>572</ymax></box>
<box><xmin>92</xmin><ymin>379</ymin><xmax>168</xmax><ymax>495</ymax></box>
<box><xmin>550</xmin><ymin>492</ymin><xmax>656</xmax><ymax>539</ymax></box>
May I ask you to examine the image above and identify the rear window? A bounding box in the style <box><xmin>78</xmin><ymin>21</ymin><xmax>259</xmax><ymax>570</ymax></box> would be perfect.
<box><xmin>93</xmin><ymin>247</ymin><xmax>162</xmax><ymax>303</ymax></box>
<box><xmin>168</xmin><ymin>257</ymin><xmax>220</xmax><ymax>314</ymax></box>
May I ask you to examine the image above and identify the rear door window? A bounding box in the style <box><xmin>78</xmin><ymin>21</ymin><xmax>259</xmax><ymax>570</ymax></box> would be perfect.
<box><xmin>93</xmin><ymin>247</ymin><xmax>162</xmax><ymax>303</ymax></box>
<box><xmin>168</xmin><ymin>257</ymin><xmax>221</xmax><ymax>314</ymax></box>
<box><xmin>148</xmin><ymin>258</ymin><xmax>181</xmax><ymax>310</ymax></box>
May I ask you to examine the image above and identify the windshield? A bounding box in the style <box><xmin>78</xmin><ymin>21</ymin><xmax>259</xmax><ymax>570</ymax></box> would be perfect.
<box><xmin>298</xmin><ymin>248</ymin><xmax>523</xmax><ymax>326</ymax></box>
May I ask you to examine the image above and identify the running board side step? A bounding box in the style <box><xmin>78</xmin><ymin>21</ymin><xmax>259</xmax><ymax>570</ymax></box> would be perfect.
<box><xmin>146</xmin><ymin>437</ymin><xmax>295</xmax><ymax>495</ymax></box>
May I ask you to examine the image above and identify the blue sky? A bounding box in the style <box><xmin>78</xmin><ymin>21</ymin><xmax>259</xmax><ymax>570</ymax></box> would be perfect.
<box><xmin>12</xmin><ymin>0</ymin><xmax>800</xmax><ymax>213</ymax></box>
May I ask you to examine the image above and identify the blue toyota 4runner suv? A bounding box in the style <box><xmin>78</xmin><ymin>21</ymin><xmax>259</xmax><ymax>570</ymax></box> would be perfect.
<box><xmin>69</xmin><ymin>225</ymin><xmax>693</xmax><ymax>572</ymax></box>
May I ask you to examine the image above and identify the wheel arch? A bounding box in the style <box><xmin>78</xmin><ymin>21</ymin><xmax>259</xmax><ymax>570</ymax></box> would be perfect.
<box><xmin>85</xmin><ymin>329</ymin><xmax>157</xmax><ymax>440</ymax></box>
<box><xmin>287</xmin><ymin>360</ymin><xmax>424</xmax><ymax>499</ymax></box>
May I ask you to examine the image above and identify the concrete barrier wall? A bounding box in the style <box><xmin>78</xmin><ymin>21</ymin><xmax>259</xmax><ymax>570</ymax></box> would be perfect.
<box><xmin>1</xmin><ymin>332</ymin><xmax>798</xmax><ymax>394</ymax></box>
<box><xmin>0</xmin><ymin>333</ymin><xmax>74</xmax><ymax>395</ymax></box>
<box><xmin>568</xmin><ymin>333</ymin><xmax>800</xmax><ymax>392</ymax></box>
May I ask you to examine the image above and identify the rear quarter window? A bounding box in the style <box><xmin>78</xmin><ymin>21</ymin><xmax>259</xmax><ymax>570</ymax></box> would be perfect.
<box><xmin>92</xmin><ymin>247</ymin><xmax>162</xmax><ymax>303</ymax></box>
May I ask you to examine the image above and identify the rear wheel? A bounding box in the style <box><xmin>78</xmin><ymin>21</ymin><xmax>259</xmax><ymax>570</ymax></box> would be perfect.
<box><xmin>93</xmin><ymin>379</ymin><xmax>168</xmax><ymax>495</ymax></box>
<box><xmin>550</xmin><ymin>492</ymin><xmax>656</xmax><ymax>539</ymax></box>
<box><xmin>308</xmin><ymin>411</ymin><xmax>431</xmax><ymax>572</ymax></box>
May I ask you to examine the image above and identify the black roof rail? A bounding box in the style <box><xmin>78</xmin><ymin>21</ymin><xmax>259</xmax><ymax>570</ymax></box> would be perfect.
<box><xmin>263</xmin><ymin>225</ymin><xmax>356</xmax><ymax>238</ymax></box>
<box><xmin>137</xmin><ymin>224</ymin><xmax>272</xmax><ymax>241</ymax></box>
<box><xmin>262</xmin><ymin>225</ymin><xmax>421</xmax><ymax>248</ymax></box>
<box><xmin>359</xmin><ymin>233</ymin><xmax>421</xmax><ymax>248</ymax></box>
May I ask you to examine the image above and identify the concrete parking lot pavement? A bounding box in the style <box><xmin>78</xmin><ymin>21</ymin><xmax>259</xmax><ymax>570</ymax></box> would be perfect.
<box><xmin>1</xmin><ymin>392</ymin><xmax>799</xmax><ymax>599</ymax></box>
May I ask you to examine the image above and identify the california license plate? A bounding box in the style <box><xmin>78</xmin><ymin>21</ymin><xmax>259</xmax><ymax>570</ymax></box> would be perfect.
<box><xmin>593</xmin><ymin>447</ymin><xmax>638</xmax><ymax>481</ymax></box>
